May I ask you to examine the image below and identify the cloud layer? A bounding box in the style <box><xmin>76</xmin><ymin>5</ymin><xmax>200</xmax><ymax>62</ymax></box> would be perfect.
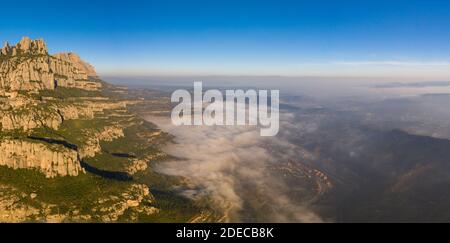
<box><xmin>146</xmin><ymin>115</ymin><xmax>323</xmax><ymax>222</ymax></box>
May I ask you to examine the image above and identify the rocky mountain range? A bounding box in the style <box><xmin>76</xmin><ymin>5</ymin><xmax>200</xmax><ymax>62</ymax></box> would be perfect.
<box><xmin>0</xmin><ymin>37</ymin><xmax>104</xmax><ymax>177</ymax></box>
<box><xmin>0</xmin><ymin>37</ymin><xmax>212</xmax><ymax>222</ymax></box>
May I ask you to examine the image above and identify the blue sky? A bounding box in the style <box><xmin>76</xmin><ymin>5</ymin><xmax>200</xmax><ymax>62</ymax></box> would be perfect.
<box><xmin>2</xmin><ymin>0</ymin><xmax>450</xmax><ymax>78</ymax></box>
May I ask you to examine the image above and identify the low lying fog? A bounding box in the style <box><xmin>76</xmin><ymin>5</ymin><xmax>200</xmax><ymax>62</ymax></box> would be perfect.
<box><xmin>146</xmin><ymin>114</ymin><xmax>323</xmax><ymax>222</ymax></box>
<box><xmin>137</xmin><ymin>76</ymin><xmax>450</xmax><ymax>222</ymax></box>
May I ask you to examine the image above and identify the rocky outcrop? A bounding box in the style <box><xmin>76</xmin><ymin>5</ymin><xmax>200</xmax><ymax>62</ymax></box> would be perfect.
<box><xmin>79</xmin><ymin>125</ymin><xmax>124</xmax><ymax>158</ymax></box>
<box><xmin>0</xmin><ymin>107</ymin><xmax>63</xmax><ymax>131</ymax></box>
<box><xmin>126</xmin><ymin>159</ymin><xmax>148</xmax><ymax>175</ymax></box>
<box><xmin>58</xmin><ymin>104</ymin><xmax>95</xmax><ymax>120</ymax></box>
<box><xmin>0</xmin><ymin>56</ymin><xmax>55</xmax><ymax>90</ymax></box>
<box><xmin>0</xmin><ymin>183</ymin><xmax>158</xmax><ymax>222</ymax></box>
<box><xmin>126</xmin><ymin>152</ymin><xmax>165</xmax><ymax>175</ymax></box>
<box><xmin>0</xmin><ymin>55</ymin><xmax>99</xmax><ymax>91</ymax></box>
<box><xmin>95</xmin><ymin>184</ymin><xmax>158</xmax><ymax>222</ymax></box>
<box><xmin>0</xmin><ymin>139</ymin><xmax>84</xmax><ymax>178</ymax></box>
<box><xmin>0</xmin><ymin>103</ymin><xmax>95</xmax><ymax>132</ymax></box>
<box><xmin>0</xmin><ymin>99</ymin><xmax>130</xmax><ymax>132</ymax></box>
<box><xmin>0</xmin><ymin>185</ymin><xmax>42</xmax><ymax>222</ymax></box>
<box><xmin>1</xmin><ymin>37</ymin><xmax>47</xmax><ymax>57</ymax></box>
<box><xmin>0</xmin><ymin>37</ymin><xmax>101</xmax><ymax>91</ymax></box>
<box><xmin>54</xmin><ymin>52</ymin><xmax>97</xmax><ymax>77</ymax></box>
<box><xmin>97</xmin><ymin>125</ymin><xmax>125</xmax><ymax>141</ymax></box>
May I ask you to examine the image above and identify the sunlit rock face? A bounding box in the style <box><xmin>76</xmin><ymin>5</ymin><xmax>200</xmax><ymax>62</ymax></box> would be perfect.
<box><xmin>0</xmin><ymin>37</ymin><xmax>101</xmax><ymax>91</ymax></box>
<box><xmin>0</xmin><ymin>37</ymin><xmax>48</xmax><ymax>57</ymax></box>
<box><xmin>0</xmin><ymin>37</ymin><xmax>106</xmax><ymax>178</ymax></box>
<box><xmin>53</xmin><ymin>52</ymin><xmax>98</xmax><ymax>78</ymax></box>
<box><xmin>0</xmin><ymin>139</ymin><xmax>84</xmax><ymax>178</ymax></box>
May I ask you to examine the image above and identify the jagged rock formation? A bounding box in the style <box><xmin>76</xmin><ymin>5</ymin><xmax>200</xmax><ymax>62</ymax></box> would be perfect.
<box><xmin>0</xmin><ymin>104</ymin><xmax>63</xmax><ymax>131</ymax></box>
<box><xmin>0</xmin><ymin>37</ymin><xmax>209</xmax><ymax>223</ymax></box>
<box><xmin>125</xmin><ymin>152</ymin><xmax>165</xmax><ymax>175</ymax></box>
<box><xmin>79</xmin><ymin>125</ymin><xmax>125</xmax><ymax>158</ymax></box>
<box><xmin>53</xmin><ymin>53</ymin><xmax>97</xmax><ymax>77</ymax></box>
<box><xmin>0</xmin><ymin>37</ymin><xmax>101</xmax><ymax>91</ymax></box>
<box><xmin>0</xmin><ymin>37</ymin><xmax>106</xmax><ymax>177</ymax></box>
<box><xmin>0</xmin><ymin>97</ymin><xmax>132</xmax><ymax>132</ymax></box>
<box><xmin>0</xmin><ymin>110</ymin><xmax>62</xmax><ymax>131</ymax></box>
<box><xmin>95</xmin><ymin>184</ymin><xmax>159</xmax><ymax>222</ymax></box>
<box><xmin>0</xmin><ymin>38</ymin><xmax>142</xmax><ymax>178</ymax></box>
<box><xmin>0</xmin><ymin>139</ymin><xmax>83</xmax><ymax>178</ymax></box>
<box><xmin>126</xmin><ymin>159</ymin><xmax>148</xmax><ymax>175</ymax></box>
<box><xmin>1</xmin><ymin>37</ymin><xmax>47</xmax><ymax>56</ymax></box>
<box><xmin>0</xmin><ymin>102</ymin><xmax>95</xmax><ymax>132</ymax></box>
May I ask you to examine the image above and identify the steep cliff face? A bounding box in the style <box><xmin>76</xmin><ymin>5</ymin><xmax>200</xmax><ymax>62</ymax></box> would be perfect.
<box><xmin>0</xmin><ymin>108</ymin><xmax>63</xmax><ymax>131</ymax></box>
<box><xmin>54</xmin><ymin>53</ymin><xmax>97</xmax><ymax>77</ymax></box>
<box><xmin>0</xmin><ymin>56</ymin><xmax>55</xmax><ymax>90</ymax></box>
<box><xmin>0</xmin><ymin>37</ymin><xmax>101</xmax><ymax>91</ymax></box>
<box><xmin>0</xmin><ymin>37</ymin><xmax>106</xmax><ymax>177</ymax></box>
<box><xmin>0</xmin><ymin>139</ymin><xmax>83</xmax><ymax>178</ymax></box>
<box><xmin>0</xmin><ymin>38</ymin><xmax>148</xmax><ymax>179</ymax></box>
<box><xmin>0</xmin><ymin>37</ymin><xmax>203</xmax><ymax>223</ymax></box>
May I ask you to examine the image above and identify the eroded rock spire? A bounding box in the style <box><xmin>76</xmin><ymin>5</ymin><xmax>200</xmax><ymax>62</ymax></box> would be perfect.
<box><xmin>0</xmin><ymin>36</ymin><xmax>48</xmax><ymax>57</ymax></box>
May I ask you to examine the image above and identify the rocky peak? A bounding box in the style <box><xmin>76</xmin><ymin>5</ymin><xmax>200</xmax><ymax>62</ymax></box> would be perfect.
<box><xmin>1</xmin><ymin>42</ymin><xmax>10</xmax><ymax>56</ymax></box>
<box><xmin>0</xmin><ymin>37</ymin><xmax>48</xmax><ymax>57</ymax></box>
<box><xmin>54</xmin><ymin>52</ymin><xmax>98</xmax><ymax>77</ymax></box>
<box><xmin>0</xmin><ymin>37</ymin><xmax>101</xmax><ymax>91</ymax></box>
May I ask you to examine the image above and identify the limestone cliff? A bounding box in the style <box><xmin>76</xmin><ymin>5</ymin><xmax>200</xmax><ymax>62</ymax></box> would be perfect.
<box><xmin>0</xmin><ymin>99</ymin><xmax>135</xmax><ymax>134</ymax></box>
<box><xmin>0</xmin><ymin>37</ymin><xmax>101</xmax><ymax>91</ymax></box>
<box><xmin>54</xmin><ymin>52</ymin><xmax>97</xmax><ymax>77</ymax></box>
<box><xmin>0</xmin><ymin>37</ymin><xmax>109</xmax><ymax>177</ymax></box>
<box><xmin>0</xmin><ymin>37</ymin><xmax>198</xmax><ymax>223</ymax></box>
<box><xmin>0</xmin><ymin>139</ymin><xmax>84</xmax><ymax>178</ymax></box>
<box><xmin>0</xmin><ymin>108</ymin><xmax>62</xmax><ymax>131</ymax></box>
